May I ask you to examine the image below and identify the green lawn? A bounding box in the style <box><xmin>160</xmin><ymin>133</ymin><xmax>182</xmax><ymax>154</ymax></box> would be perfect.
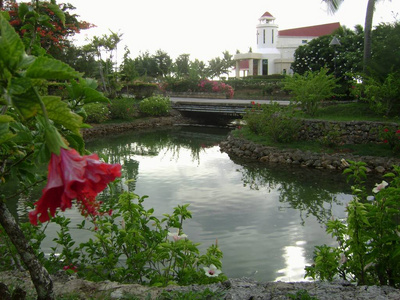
<box><xmin>294</xmin><ymin>101</ymin><xmax>399</xmax><ymax>123</ymax></box>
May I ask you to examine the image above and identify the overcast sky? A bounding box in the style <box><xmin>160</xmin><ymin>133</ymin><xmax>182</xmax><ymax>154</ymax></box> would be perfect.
<box><xmin>65</xmin><ymin>0</ymin><xmax>399</xmax><ymax>62</ymax></box>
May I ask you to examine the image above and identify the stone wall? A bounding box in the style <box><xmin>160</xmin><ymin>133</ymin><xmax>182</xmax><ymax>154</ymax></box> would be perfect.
<box><xmin>220</xmin><ymin>135</ymin><xmax>400</xmax><ymax>175</ymax></box>
<box><xmin>165</xmin><ymin>91</ymin><xmax>227</xmax><ymax>99</ymax></box>
<box><xmin>298</xmin><ymin>119</ymin><xmax>399</xmax><ymax>144</ymax></box>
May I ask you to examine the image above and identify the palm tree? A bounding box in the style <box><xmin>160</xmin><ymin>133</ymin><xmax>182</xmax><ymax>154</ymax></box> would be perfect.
<box><xmin>323</xmin><ymin>0</ymin><xmax>382</xmax><ymax>74</ymax></box>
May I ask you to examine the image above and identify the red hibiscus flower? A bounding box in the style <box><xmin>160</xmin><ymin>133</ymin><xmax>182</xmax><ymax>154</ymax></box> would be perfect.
<box><xmin>29</xmin><ymin>148</ymin><xmax>121</xmax><ymax>225</ymax></box>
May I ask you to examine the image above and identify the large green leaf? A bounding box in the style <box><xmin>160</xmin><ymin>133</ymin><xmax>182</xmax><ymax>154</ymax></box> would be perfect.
<box><xmin>10</xmin><ymin>78</ymin><xmax>41</xmax><ymax>119</ymax></box>
<box><xmin>26</xmin><ymin>56</ymin><xmax>81</xmax><ymax>80</ymax></box>
<box><xmin>0</xmin><ymin>14</ymin><xmax>25</xmax><ymax>72</ymax></box>
<box><xmin>83</xmin><ymin>87</ymin><xmax>110</xmax><ymax>104</ymax></box>
<box><xmin>0</xmin><ymin>115</ymin><xmax>15</xmax><ymax>144</ymax></box>
<box><xmin>42</xmin><ymin>96</ymin><xmax>83</xmax><ymax>135</ymax></box>
<box><xmin>67</xmin><ymin>79</ymin><xmax>109</xmax><ymax>105</ymax></box>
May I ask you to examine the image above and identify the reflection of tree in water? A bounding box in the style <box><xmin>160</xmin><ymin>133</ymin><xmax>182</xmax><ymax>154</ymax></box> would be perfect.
<box><xmin>86</xmin><ymin>126</ymin><xmax>229</xmax><ymax>189</ymax></box>
<box><xmin>230</xmin><ymin>156</ymin><xmax>351</xmax><ymax>225</ymax></box>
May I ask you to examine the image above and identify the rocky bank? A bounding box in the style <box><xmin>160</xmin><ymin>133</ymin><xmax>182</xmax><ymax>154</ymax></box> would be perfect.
<box><xmin>1</xmin><ymin>270</ymin><xmax>400</xmax><ymax>300</ymax></box>
<box><xmin>220</xmin><ymin>134</ymin><xmax>400</xmax><ymax>176</ymax></box>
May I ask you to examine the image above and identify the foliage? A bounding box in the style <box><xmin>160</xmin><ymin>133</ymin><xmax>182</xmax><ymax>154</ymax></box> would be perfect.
<box><xmin>0</xmin><ymin>10</ymin><xmax>120</xmax><ymax>298</ymax></box>
<box><xmin>139</xmin><ymin>96</ymin><xmax>171</xmax><ymax>117</ymax></box>
<box><xmin>122</xmin><ymin>81</ymin><xmax>159</xmax><ymax>100</ymax></box>
<box><xmin>292</xmin><ymin>26</ymin><xmax>364</xmax><ymax>78</ymax></box>
<box><xmin>158</xmin><ymin>287</ymin><xmax>226</xmax><ymax>299</ymax></box>
<box><xmin>318</xmin><ymin>128</ymin><xmax>341</xmax><ymax>148</ymax></box>
<box><xmin>80</xmin><ymin>192</ymin><xmax>226</xmax><ymax>286</ymax></box>
<box><xmin>162</xmin><ymin>77</ymin><xmax>199</xmax><ymax>93</ymax></box>
<box><xmin>305</xmin><ymin>162</ymin><xmax>400</xmax><ymax>287</ymax></box>
<box><xmin>108</xmin><ymin>98</ymin><xmax>139</xmax><ymax>120</ymax></box>
<box><xmin>174</xmin><ymin>54</ymin><xmax>191</xmax><ymax>78</ymax></box>
<box><xmin>243</xmin><ymin>102</ymin><xmax>300</xmax><ymax>143</ymax></box>
<box><xmin>207</xmin><ymin>50</ymin><xmax>234</xmax><ymax>79</ymax></box>
<box><xmin>120</xmin><ymin>49</ymin><xmax>172</xmax><ymax>81</ymax></box>
<box><xmin>287</xmin><ymin>289</ymin><xmax>319</xmax><ymax>300</ymax></box>
<box><xmin>370</xmin><ymin>21</ymin><xmax>400</xmax><ymax>79</ymax></box>
<box><xmin>198</xmin><ymin>79</ymin><xmax>234</xmax><ymax>99</ymax></box>
<box><xmin>2</xmin><ymin>0</ymin><xmax>93</xmax><ymax>56</ymax></box>
<box><xmin>84</xmin><ymin>102</ymin><xmax>110</xmax><ymax>123</ymax></box>
<box><xmin>283</xmin><ymin>68</ymin><xmax>338</xmax><ymax>116</ymax></box>
<box><xmin>83</xmin><ymin>31</ymin><xmax>123</xmax><ymax>98</ymax></box>
<box><xmin>0</xmin><ymin>192</ymin><xmax>227</xmax><ymax>287</ymax></box>
<box><xmin>353</xmin><ymin>72</ymin><xmax>400</xmax><ymax>117</ymax></box>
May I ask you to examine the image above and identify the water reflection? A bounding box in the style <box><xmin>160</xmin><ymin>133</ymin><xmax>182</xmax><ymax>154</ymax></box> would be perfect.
<box><xmin>228</xmin><ymin>157</ymin><xmax>351</xmax><ymax>225</ymax></box>
<box><xmin>84</xmin><ymin>126</ymin><xmax>352</xmax><ymax>282</ymax></box>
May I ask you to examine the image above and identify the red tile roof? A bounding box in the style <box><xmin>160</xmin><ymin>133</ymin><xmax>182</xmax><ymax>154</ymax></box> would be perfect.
<box><xmin>279</xmin><ymin>22</ymin><xmax>340</xmax><ymax>37</ymax></box>
<box><xmin>261</xmin><ymin>11</ymin><xmax>273</xmax><ymax>18</ymax></box>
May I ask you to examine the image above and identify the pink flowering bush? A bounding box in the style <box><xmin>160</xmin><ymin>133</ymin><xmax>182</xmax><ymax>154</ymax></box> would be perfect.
<box><xmin>198</xmin><ymin>79</ymin><xmax>234</xmax><ymax>99</ymax></box>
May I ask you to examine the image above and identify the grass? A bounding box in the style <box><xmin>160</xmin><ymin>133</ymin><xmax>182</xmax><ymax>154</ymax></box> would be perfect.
<box><xmin>294</xmin><ymin>101</ymin><xmax>399</xmax><ymax>123</ymax></box>
<box><xmin>236</xmin><ymin>100</ymin><xmax>400</xmax><ymax>158</ymax></box>
<box><xmin>234</xmin><ymin>128</ymin><xmax>396</xmax><ymax>158</ymax></box>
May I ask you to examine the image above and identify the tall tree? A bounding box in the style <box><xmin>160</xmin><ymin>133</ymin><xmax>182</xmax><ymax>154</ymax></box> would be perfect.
<box><xmin>322</xmin><ymin>0</ymin><xmax>383</xmax><ymax>73</ymax></box>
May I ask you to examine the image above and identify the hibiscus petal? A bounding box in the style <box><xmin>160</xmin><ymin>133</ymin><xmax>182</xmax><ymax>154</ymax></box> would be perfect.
<box><xmin>29</xmin><ymin>148</ymin><xmax>122</xmax><ymax>225</ymax></box>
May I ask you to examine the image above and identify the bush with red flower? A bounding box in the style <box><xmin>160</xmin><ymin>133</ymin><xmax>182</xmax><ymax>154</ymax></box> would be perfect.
<box><xmin>198</xmin><ymin>79</ymin><xmax>234</xmax><ymax>99</ymax></box>
<box><xmin>1</xmin><ymin>0</ymin><xmax>95</xmax><ymax>56</ymax></box>
<box><xmin>0</xmin><ymin>14</ymin><xmax>119</xmax><ymax>298</ymax></box>
<box><xmin>381</xmin><ymin>127</ymin><xmax>400</xmax><ymax>154</ymax></box>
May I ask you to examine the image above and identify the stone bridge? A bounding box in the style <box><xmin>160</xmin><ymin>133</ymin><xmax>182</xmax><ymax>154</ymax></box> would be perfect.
<box><xmin>170</xmin><ymin>97</ymin><xmax>289</xmax><ymax>118</ymax></box>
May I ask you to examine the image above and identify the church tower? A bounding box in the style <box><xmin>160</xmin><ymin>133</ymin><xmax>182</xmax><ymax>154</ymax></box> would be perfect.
<box><xmin>256</xmin><ymin>12</ymin><xmax>279</xmax><ymax>52</ymax></box>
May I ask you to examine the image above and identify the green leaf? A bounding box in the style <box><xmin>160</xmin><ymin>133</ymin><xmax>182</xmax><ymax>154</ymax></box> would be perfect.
<box><xmin>84</xmin><ymin>78</ymin><xmax>99</xmax><ymax>89</ymax></box>
<box><xmin>42</xmin><ymin>96</ymin><xmax>83</xmax><ymax>135</ymax></box>
<box><xmin>26</xmin><ymin>56</ymin><xmax>81</xmax><ymax>80</ymax></box>
<box><xmin>0</xmin><ymin>115</ymin><xmax>15</xmax><ymax>144</ymax></box>
<box><xmin>18</xmin><ymin>54</ymin><xmax>36</xmax><ymax>70</ymax></box>
<box><xmin>0</xmin><ymin>14</ymin><xmax>25</xmax><ymax>72</ymax></box>
<box><xmin>10</xmin><ymin>78</ymin><xmax>41</xmax><ymax>119</ymax></box>
<box><xmin>18</xmin><ymin>3</ymin><xmax>31</xmax><ymax>21</ymax></box>
<box><xmin>83</xmin><ymin>87</ymin><xmax>110</xmax><ymax>104</ymax></box>
<box><xmin>47</xmin><ymin>3</ymin><xmax>65</xmax><ymax>26</ymax></box>
<box><xmin>65</xmin><ymin>133</ymin><xmax>85</xmax><ymax>154</ymax></box>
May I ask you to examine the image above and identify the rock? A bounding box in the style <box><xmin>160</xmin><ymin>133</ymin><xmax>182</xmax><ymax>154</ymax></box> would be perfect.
<box><xmin>375</xmin><ymin>166</ymin><xmax>386</xmax><ymax>173</ymax></box>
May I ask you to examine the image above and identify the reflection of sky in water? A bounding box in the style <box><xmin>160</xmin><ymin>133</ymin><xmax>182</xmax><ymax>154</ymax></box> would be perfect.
<box><xmin>39</xmin><ymin>127</ymin><xmax>352</xmax><ymax>282</ymax></box>
<box><xmin>119</xmin><ymin>144</ymin><xmax>350</xmax><ymax>282</ymax></box>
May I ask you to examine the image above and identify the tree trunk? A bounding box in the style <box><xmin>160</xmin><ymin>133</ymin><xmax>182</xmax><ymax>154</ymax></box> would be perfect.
<box><xmin>0</xmin><ymin>202</ymin><xmax>54</xmax><ymax>300</ymax></box>
<box><xmin>363</xmin><ymin>0</ymin><xmax>375</xmax><ymax>74</ymax></box>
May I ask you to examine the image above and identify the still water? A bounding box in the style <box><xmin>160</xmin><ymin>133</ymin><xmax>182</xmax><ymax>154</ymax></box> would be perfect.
<box><xmin>22</xmin><ymin>125</ymin><xmax>354</xmax><ymax>282</ymax></box>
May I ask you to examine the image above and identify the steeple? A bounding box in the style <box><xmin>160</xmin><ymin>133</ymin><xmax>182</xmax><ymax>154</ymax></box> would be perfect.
<box><xmin>256</xmin><ymin>11</ymin><xmax>279</xmax><ymax>51</ymax></box>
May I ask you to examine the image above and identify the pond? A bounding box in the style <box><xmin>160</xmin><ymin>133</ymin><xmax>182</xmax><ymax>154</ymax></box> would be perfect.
<box><xmin>14</xmin><ymin>125</ymin><xmax>354</xmax><ymax>282</ymax></box>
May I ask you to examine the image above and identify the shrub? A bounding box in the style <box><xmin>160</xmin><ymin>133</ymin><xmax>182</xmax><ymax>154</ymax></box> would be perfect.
<box><xmin>198</xmin><ymin>79</ymin><xmax>234</xmax><ymax>99</ymax></box>
<box><xmin>139</xmin><ymin>95</ymin><xmax>171</xmax><ymax>116</ymax></box>
<box><xmin>381</xmin><ymin>127</ymin><xmax>400</xmax><ymax>154</ymax></box>
<box><xmin>122</xmin><ymin>81</ymin><xmax>159</xmax><ymax>99</ymax></box>
<box><xmin>84</xmin><ymin>103</ymin><xmax>110</xmax><ymax>123</ymax></box>
<box><xmin>0</xmin><ymin>192</ymin><xmax>227</xmax><ymax>286</ymax></box>
<box><xmin>163</xmin><ymin>77</ymin><xmax>199</xmax><ymax>93</ymax></box>
<box><xmin>362</xmin><ymin>72</ymin><xmax>400</xmax><ymax>116</ymax></box>
<box><xmin>108</xmin><ymin>98</ymin><xmax>138</xmax><ymax>120</ymax></box>
<box><xmin>284</xmin><ymin>68</ymin><xmax>338</xmax><ymax>116</ymax></box>
<box><xmin>305</xmin><ymin>162</ymin><xmax>400</xmax><ymax>287</ymax></box>
<box><xmin>244</xmin><ymin>102</ymin><xmax>300</xmax><ymax>143</ymax></box>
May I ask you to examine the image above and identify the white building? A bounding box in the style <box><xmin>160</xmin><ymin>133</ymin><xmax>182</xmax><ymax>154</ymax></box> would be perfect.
<box><xmin>234</xmin><ymin>11</ymin><xmax>340</xmax><ymax>77</ymax></box>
